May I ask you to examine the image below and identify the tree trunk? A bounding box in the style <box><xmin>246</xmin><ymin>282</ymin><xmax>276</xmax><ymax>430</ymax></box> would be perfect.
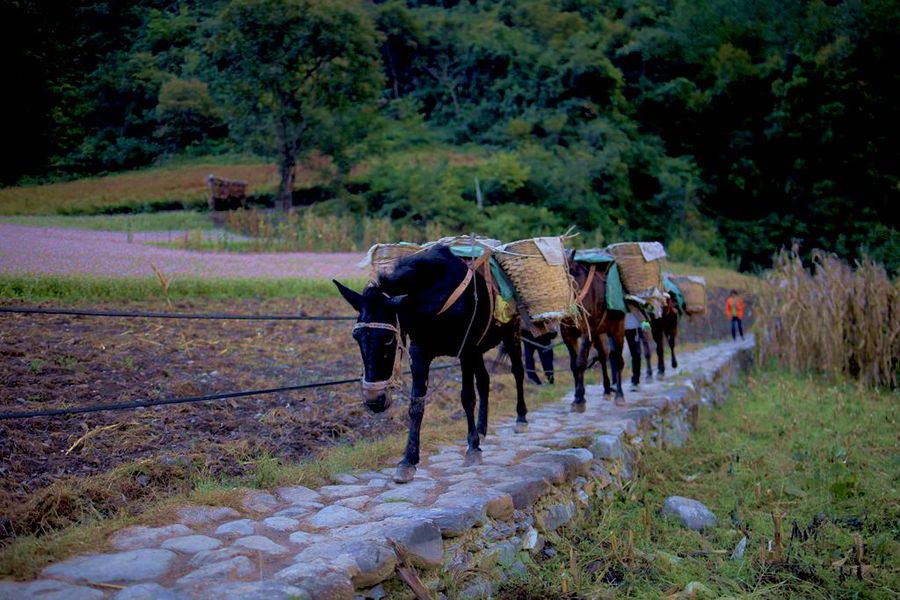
<box><xmin>277</xmin><ymin>153</ymin><xmax>296</xmax><ymax>212</ymax></box>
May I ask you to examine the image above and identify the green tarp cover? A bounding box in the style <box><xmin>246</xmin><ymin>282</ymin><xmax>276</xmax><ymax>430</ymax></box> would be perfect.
<box><xmin>573</xmin><ymin>250</ymin><xmax>622</xmax><ymax>311</ymax></box>
<box><xmin>574</xmin><ymin>249</ymin><xmax>615</xmax><ymax>264</ymax></box>
<box><xmin>448</xmin><ymin>245</ymin><xmax>516</xmax><ymax>300</ymax></box>
<box><xmin>663</xmin><ymin>274</ymin><xmax>686</xmax><ymax>313</ymax></box>
<box><xmin>605</xmin><ymin>263</ymin><xmax>626</xmax><ymax>312</ymax></box>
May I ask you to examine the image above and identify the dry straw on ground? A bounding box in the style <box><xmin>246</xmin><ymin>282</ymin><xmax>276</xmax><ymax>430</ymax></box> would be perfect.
<box><xmin>756</xmin><ymin>246</ymin><xmax>899</xmax><ymax>388</ymax></box>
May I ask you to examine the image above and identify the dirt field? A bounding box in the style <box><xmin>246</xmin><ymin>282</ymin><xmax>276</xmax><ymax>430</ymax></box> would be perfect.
<box><xmin>0</xmin><ymin>298</ymin><xmax>419</xmax><ymax>528</ymax></box>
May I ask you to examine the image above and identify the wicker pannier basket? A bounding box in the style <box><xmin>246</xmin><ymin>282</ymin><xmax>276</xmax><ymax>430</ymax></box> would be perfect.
<box><xmin>605</xmin><ymin>242</ymin><xmax>664</xmax><ymax>296</ymax></box>
<box><xmin>672</xmin><ymin>275</ymin><xmax>707</xmax><ymax>315</ymax></box>
<box><xmin>369</xmin><ymin>243</ymin><xmax>423</xmax><ymax>277</ymax></box>
<box><xmin>494</xmin><ymin>237</ymin><xmax>575</xmax><ymax>323</ymax></box>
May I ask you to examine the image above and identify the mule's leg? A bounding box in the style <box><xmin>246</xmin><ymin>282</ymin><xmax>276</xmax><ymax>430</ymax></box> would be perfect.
<box><xmin>504</xmin><ymin>329</ymin><xmax>529</xmax><ymax>432</ymax></box>
<box><xmin>473</xmin><ymin>353</ymin><xmax>490</xmax><ymax>441</ymax></box>
<box><xmin>625</xmin><ymin>328</ymin><xmax>640</xmax><ymax>389</ymax></box>
<box><xmin>563</xmin><ymin>328</ymin><xmax>587</xmax><ymax>411</ymax></box>
<box><xmin>608</xmin><ymin>334</ymin><xmax>620</xmax><ymax>387</ymax></box>
<box><xmin>652</xmin><ymin>320</ymin><xmax>665</xmax><ymax>378</ymax></box>
<box><xmin>611</xmin><ymin>331</ymin><xmax>626</xmax><ymax>405</ymax></box>
<box><xmin>395</xmin><ymin>349</ymin><xmax>432</xmax><ymax>483</ymax></box>
<box><xmin>669</xmin><ymin>321</ymin><xmax>678</xmax><ymax>369</ymax></box>
<box><xmin>459</xmin><ymin>354</ymin><xmax>483</xmax><ymax>466</ymax></box>
<box><xmin>596</xmin><ymin>337</ymin><xmax>612</xmax><ymax>396</ymax></box>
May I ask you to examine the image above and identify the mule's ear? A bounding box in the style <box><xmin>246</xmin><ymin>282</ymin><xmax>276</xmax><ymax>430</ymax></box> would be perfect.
<box><xmin>385</xmin><ymin>294</ymin><xmax>408</xmax><ymax>308</ymax></box>
<box><xmin>333</xmin><ymin>280</ymin><xmax>364</xmax><ymax>312</ymax></box>
<box><xmin>568</xmin><ymin>248</ymin><xmax>576</xmax><ymax>262</ymax></box>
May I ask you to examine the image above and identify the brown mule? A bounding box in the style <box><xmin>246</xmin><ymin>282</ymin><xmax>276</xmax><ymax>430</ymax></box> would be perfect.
<box><xmin>561</xmin><ymin>254</ymin><xmax>627</xmax><ymax>409</ymax></box>
<box><xmin>650</xmin><ymin>295</ymin><xmax>679</xmax><ymax>377</ymax></box>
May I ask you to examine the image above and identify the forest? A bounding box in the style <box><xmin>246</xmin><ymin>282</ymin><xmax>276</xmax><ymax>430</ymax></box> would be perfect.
<box><xmin>4</xmin><ymin>0</ymin><xmax>898</xmax><ymax>273</ymax></box>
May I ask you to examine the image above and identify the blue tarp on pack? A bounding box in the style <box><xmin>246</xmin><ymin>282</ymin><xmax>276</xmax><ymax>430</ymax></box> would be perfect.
<box><xmin>663</xmin><ymin>274</ymin><xmax>686</xmax><ymax>314</ymax></box>
<box><xmin>573</xmin><ymin>249</ymin><xmax>625</xmax><ymax>312</ymax></box>
<box><xmin>573</xmin><ymin>249</ymin><xmax>615</xmax><ymax>264</ymax></box>
<box><xmin>448</xmin><ymin>244</ymin><xmax>516</xmax><ymax>300</ymax></box>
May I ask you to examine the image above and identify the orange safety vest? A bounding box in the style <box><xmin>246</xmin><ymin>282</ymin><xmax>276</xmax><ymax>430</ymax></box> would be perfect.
<box><xmin>725</xmin><ymin>296</ymin><xmax>745</xmax><ymax>319</ymax></box>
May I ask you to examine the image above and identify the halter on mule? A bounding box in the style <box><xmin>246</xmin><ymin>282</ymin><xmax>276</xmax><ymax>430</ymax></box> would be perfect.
<box><xmin>352</xmin><ymin>319</ymin><xmax>406</xmax><ymax>393</ymax></box>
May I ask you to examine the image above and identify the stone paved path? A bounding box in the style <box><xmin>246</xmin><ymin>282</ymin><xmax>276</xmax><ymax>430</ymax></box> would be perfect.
<box><xmin>1</xmin><ymin>337</ymin><xmax>754</xmax><ymax>600</ymax></box>
<box><xmin>0</xmin><ymin>224</ymin><xmax>365</xmax><ymax>279</ymax></box>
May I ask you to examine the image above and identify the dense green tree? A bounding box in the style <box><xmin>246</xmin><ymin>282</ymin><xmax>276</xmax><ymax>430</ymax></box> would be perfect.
<box><xmin>155</xmin><ymin>78</ymin><xmax>224</xmax><ymax>152</ymax></box>
<box><xmin>207</xmin><ymin>0</ymin><xmax>383</xmax><ymax>211</ymax></box>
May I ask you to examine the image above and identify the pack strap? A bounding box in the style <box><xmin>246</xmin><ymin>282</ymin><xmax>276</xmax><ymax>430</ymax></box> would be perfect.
<box><xmin>437</xmin><ymin>253</ymin><xmax>491</xmax><ymax>316</ymax></box>
<box><xmin>576</xmin><ymin>264</ymin><xmax>597</xmax><ymax>302</ymax></box>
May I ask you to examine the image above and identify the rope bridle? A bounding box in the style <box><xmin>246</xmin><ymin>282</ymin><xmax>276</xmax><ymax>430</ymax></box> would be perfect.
<box><xmin>352</xmin><ymin>320</ymin><xmax>406</xmax><ymax>392</ymax></box>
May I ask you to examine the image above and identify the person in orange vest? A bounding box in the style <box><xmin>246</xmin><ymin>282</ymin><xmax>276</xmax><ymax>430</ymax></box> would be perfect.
<box><xmin>725</xmin><ymin>289</ymin><xmax>745</xmax><ymax>340</ymax></box>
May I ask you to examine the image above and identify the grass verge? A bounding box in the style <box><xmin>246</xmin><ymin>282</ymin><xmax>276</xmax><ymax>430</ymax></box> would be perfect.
<box><xmin>666</xmin><ymin>260</ymin><xmax>760</xmax><ymax>292</ymax></box>
<box><xmin>501</xmin><ymin>369</ymin><xmax>900</xmax><ymax>598</ymax></box>
<box><xmin>0</xmin><ymin>162</ymin><xmax>281</xmax><ymax>215</ymax></box>
<box><xmin>0</xmin><ymin>211</ymin><xmax>214</xmax><ymax>232</ymax></box>
<box><xmin>0</xmin><ymin>274</ymin><xmax>368</xmax><ymax>303</ymax></box>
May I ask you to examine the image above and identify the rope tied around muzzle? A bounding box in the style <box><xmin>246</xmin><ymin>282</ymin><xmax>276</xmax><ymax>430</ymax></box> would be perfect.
<box><xmin>352</xmin><ymin>320</ymin><xmax>407</xmax><ymax>392</ymax></box>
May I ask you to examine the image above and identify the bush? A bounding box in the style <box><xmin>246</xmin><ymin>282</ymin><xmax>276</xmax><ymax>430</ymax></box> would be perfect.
<box><xmin>479</xmin><ymin>204</ymin><xmax>564</xmax><ymax>241</ymax></box>
<box><xmin>666</xmin><ymin>238</ymin><xmax>731</xmax><ymax>268</ymax></box>
<box><xmin>155</xmin><ymin>78</ymin><xmax>224</xmax><ymax>152</ymax></box>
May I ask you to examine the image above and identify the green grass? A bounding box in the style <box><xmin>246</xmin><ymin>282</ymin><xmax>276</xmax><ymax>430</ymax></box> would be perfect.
<box><xmin>0</xmin><ymin>274</ymin><xmax>368</xmax><ymax>303</ymax></box>
<box><xmin>502</xmin><ymin>370</ymin><xmax>899</xmax><ymax>598</ymax></box>
<box><xmin>666</xmin><ymin>259</ymin><xmax>760</xmax><ymax>292</ymax></box>
<box><xmin>0</xmin><ymin>211</ymin><xmax>214</xmax><ymax>232</ymax></box>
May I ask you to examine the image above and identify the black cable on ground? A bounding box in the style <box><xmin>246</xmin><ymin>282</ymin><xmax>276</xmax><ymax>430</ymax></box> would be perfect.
<box><xmin>0</xmin><ymin>364</ymin><xmax>458</xmax><ymax>421</ymax></box>
<box><xmin>0</xmin><ymin>306</ymin><xmax>355</xmax><ymax>321</ymax></box>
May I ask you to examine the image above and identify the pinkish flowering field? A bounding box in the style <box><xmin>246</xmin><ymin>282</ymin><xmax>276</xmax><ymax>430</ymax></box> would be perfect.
<box><xmin>0</xmin><ymin>224</ymin><xmax>365</xmax><ymax>280</ymax></box>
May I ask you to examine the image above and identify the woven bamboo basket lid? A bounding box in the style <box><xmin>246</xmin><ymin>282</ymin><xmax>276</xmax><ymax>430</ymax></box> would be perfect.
<box><xmin>369</xmin><ymin>243</ymin><xmax>423</xmax><ymax>277</ymax></box>
<box><xmin>672</xmin><ymin>275</ymin><xmax>707</xmax><ymax>315</ymax></box>
<box><xmin>495</xmin><ymin>237</ymin><xmax>575</xmax><ymax>323</ymax></box>
<box><xmin>605</xmin><ymin>242</ymin><xmax>664</xmax><ymax>296</ymax></box>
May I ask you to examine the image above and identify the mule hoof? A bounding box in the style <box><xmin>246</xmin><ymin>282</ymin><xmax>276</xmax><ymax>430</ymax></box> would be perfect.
<box><xmin>514</xmin><ymin>421</ymin><xmax>529</xmax><ymax>434</ymax></box>
<box><xmin>463</xmin><ymin>449</ymin><xmax>483</xmax><ymax>467</ymax></box>
<box><xmin>656</xmin><ymin>372</ymin><xmax>665</xmax><ymax>380</ymax></box>
<box><xmin>614</xmin><ymin>394</ymin><xmax>626</xmax><ymax>407</ymax></box>
<box><xmin>603</xmin><ymin>388</ymin><xmax>613</xmax><ymax>396</ymax></box>
<box><xmin>570</xmin><ymin>400</ymin><xmax>586</xmax><ymax>413</ymax></box>
<box><xmin>393</xmin><ymin>464</ymin><xmax>416</xmax><ymax>484</ymax></box>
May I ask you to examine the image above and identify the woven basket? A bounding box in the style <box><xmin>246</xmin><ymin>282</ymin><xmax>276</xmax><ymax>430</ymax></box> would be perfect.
<box><xmin>370</xmin><ymin>243</ymin><xmax>423</xmax><ymax>277</ymax></box>
<box><xmin>672</xmin><ymin>275</ymin><xmax>707</xmax><ymax>315</ymax></box>
<box><xmin>605</xmin><ymin>242</ymin><xmax>663</xmax><ymax>296</ymax></box>
<box><xmin>495</xmin><ymin>238</ymin><xmax>575</xmax><ymax>323</ymax></box>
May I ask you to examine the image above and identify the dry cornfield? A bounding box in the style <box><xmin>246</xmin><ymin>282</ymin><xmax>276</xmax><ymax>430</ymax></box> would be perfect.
<box><xmin>756</xmin><ymin>245</ymin><xmax>900</xmax><ymax>388</ymax></box>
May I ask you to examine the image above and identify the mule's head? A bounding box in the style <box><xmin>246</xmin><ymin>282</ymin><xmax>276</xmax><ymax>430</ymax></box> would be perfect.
<box><xmin>334</xmin><ymin>280</ymin><xmax>407</xmax><ymax>413</ymax></box>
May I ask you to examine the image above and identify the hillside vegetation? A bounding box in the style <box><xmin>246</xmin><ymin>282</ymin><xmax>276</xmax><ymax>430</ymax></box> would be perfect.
<box><xmin>5</xmin><ymin>0</ymin><xmax>898</xmax><ymax>273</ymax></box>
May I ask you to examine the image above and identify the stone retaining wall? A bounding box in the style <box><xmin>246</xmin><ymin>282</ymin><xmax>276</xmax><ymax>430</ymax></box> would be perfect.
<box><xmin>0</xmin><ymin>337</ymin><xmax>754</xmax><ymax>600</ymax></box>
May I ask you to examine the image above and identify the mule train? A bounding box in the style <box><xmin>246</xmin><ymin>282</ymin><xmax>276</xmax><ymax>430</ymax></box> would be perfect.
<box><xmin>335</xmin><ymin>236</ymin><xmax>701</xmax><ymax>483</ymax></box>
